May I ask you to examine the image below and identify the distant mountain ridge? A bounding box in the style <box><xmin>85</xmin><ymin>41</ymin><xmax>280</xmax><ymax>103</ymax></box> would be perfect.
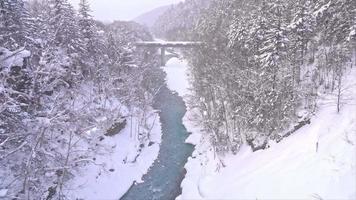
<box><xmin>133</xmin><ymin>5</ymin><xmax>172</xmax><ymax>28</ymax></box>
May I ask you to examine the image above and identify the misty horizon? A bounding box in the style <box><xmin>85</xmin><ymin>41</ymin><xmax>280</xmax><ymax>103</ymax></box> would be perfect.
<box><xmin>68</xmin><ymin>0</ymin><xmax>184</xmax><ymax>22</ymax></box>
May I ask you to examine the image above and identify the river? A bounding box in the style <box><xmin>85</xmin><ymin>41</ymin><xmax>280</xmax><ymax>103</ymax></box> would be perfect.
<box><xmin>121</xmin><ymin>58</ymin><xmax>194</xmax><ymax>200</ymax></box>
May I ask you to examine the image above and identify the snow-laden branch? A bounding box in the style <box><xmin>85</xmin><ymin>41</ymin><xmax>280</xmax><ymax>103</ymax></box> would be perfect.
<box><xmin>0</xmin><ymin>141</ymin><xmax>28</xmax><ymax>160</ymax></box>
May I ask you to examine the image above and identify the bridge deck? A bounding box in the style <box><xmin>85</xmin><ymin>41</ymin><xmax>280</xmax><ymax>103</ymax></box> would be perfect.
<box><xmin>135</xmin><ymin>41</ymin><xmax>203</xmax><ymax>48</ymax></box>
<box><xmin>134</xmin><ymin>41</ymin><xmax>203</xmax><ymax>66</ymax></box>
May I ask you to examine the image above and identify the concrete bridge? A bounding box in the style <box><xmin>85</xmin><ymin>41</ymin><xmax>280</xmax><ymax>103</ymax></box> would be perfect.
<box><xmin>135</xmin><ymin>41</ymin><xmax>203</xmax><ymax>66</ymax></box>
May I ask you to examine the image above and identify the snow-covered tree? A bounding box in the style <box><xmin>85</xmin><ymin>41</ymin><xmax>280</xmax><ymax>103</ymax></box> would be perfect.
<box><xmin>78</xmin><ymin>0</ymin><xmax>99</xmax><ymax>56</ymax></box>
<box><xmin>0</xmin><ymin>0</ymin><xmax>33</xmax><ymax>49</ymax></box>
<box><xmin>288</xmin><ymin>0</ymin><xmax>316</xmax><ymax>84</ymax></box>
<box><xmin>154</xmin><ymin>0</ymin><xmax>355</xmax><ymax>152</ymax></box>
<box><xmin>1</xmin><ymin>0</ymin><xmax>164</xmax><ymax>199</ymax></box>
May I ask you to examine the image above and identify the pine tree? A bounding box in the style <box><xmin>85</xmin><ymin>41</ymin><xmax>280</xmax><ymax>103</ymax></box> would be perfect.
<box><xmin>288</xmin><ymin>0</ymin><xmax>316</xmax><ymax>84</ymax></box>
<box><xmin>78</xmin><ymin>0</ymin><xmax>98</xmax><ymax>56</ymax></box>
<box><xmin>0</xmin><ymin>0</ymin><xmax>32</xmax><ymax>49</ymax></box>
<box><xmin>48</xmin><ymin>0</ymin><xmax>82</xmax><ymax>52</ymax></box>
<box><xmin>28</xmin><ymin>0</ymin><xmax>49</xmax><ymax>42</ymax></box>
<box><xmin>256</xmin><ymin>0</ymin><xmax>296</xmax><ymax>138</ymax></box>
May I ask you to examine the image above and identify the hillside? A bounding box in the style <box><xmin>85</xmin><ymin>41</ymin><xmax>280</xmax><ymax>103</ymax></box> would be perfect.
<box><xmin>133</xmin><ymin>5</ymin><xmax>172</xmax><ymax>28</ymax></box>
<box><xmin>163</xmin><ymin>54</ymin><xmax>356</xmax><ymax>200</ymax></box>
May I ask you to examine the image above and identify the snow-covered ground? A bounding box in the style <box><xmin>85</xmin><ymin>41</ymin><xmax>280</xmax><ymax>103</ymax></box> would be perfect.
<box><xmin>163</xmin><ymin>57</ymin><xmax>202</xmax><ymax>146</ymax></box>
<box><xmin>163</xmin><ymin>58</ymin><xmax>190</xmax><ymax>97</ymax></box>
<box><xmin>68</xmin><ymin>111</ymin><xmax>162</xmax><ymax>200</ymax></box>
<box><xmin>165</xmin><ymin>56</ymin><xmax>356</xmax><ymax>199</ymax></box>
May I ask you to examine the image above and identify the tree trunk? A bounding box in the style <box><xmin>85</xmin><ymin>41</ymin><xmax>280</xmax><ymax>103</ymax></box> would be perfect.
<box><xmin>337</xmin><ymin>74</ymin><xmax>342</xmax><ymax>113</ymax></box>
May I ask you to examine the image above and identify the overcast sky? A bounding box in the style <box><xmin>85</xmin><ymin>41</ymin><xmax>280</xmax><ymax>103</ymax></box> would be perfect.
<box><xmin>69</xmin><ymin>0</ymin><xmax>184</xmax><ymax>22</ymax></box>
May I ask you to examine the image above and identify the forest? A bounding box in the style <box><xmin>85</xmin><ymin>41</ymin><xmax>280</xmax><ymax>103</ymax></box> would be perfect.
<box><xmin>1</xmin><ymin>0</ymin><xmax>164</xmax><ymax>199</ymax></box>
<box><xmin>1</xmin><ymin>0</ymin><xmax>356</xmax><ymax>199</ymax></box>
<box><xmin>154</xmin><ymin>0</ymin><xmax>356</xmax><ymax>152</ymax></box>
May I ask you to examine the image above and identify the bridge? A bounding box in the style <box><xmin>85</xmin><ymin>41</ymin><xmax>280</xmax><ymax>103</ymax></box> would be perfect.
<box><xmin>135</xmin><ymin>41</ymin><xmax>203</xmax><ymax>66</ymax></box>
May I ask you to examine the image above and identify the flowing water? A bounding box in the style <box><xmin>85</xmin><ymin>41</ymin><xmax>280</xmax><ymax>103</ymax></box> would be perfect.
<box><xmin>121</xmin><ymin>85</ymin><xmax>194</xmax><ymax>200</ymax></box>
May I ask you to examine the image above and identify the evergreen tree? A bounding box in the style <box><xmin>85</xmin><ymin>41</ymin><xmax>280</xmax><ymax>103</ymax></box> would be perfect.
<box><xmin>49</xmin><ymin>0</ymin><xmax>82</xmax><ymax>52</ymax></box>
<box><xmin>0</xmin><ymin>0</ymin><xmax>32</xmax><ymax>49</ymax></box>
<box><xmin>254</xmin><ymin>0</ymin><xmax>296</xmax><ymax>138</ymax></box>
<box><xmin>78</xmin><ymin>0</ymin><xmax>98</xmax><ymax>56</ymax></box>
<box><xmin>288</xmin><ymin>0</ymin><xmax>316</xmax><ymax>84</ymax></box>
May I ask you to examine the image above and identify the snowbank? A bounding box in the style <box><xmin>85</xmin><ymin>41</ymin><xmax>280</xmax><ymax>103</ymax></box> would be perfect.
<box><xmin>163</xmin><ymin>57</ymin><xmax>216</xmax><ymax>199</ymax></box>
<box><xmin>0</xmin><ymin>189</ymin><xmax>8</xmax><ymax>198</ymax></box>
<box><xmin>163</xmin><ymin>58</ymin><xmax>190</xmax><ymax>97</ymax></box>
<box><xmin>168</xmin><ymin>56</ymin><xmax>356</xmax><ymax>199</ymax></box>
<box><xmin>191</xmin><ymin>95</ymin><xmax>356</xmax><ymax>199</ymax></box>
<box><xmin>163</xmin><ymin>57</ymin><xmax>205</xmax><ymax>145</ymax></box>
<box><xmin>68</xmin><ymin>110</ymin><xmax>162</xmax><ymax>200</ymax></box>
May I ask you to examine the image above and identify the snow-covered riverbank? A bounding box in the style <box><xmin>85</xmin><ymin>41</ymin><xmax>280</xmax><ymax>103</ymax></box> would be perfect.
<box><xmin>69</xmin><ymin>56</ymin><xmax>195</xmax><ymax>200</ymax></box>
<box><xmin>161</xmin><ymin>57</ymin><xmax>213</xmax><ymax>199</ymax></box>
<box><xmin>67</xmin><ymin>55</ymin><xmax>356</xmax><ymax>200</ymax></box>
<box><xmin>121</xmin><ymin>57</ymin><xmax>194</xmax><ymax>200</ymax></box>
<box><xmin>68</xmin><ymin>110</ymin><xmax>162</xmax><ymax>200</ymax></box>
<box><xmin>167</xmin><ymin>57</ymin><xmax>356</xmax><ymax>199</ymax></box>
<box><xmin>162</xmin><ymin>57</ymin><xmax>221</xmax><ymax>200</ymax></box>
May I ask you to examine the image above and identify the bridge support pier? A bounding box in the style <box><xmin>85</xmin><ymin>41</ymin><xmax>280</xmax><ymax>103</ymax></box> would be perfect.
<box><xmin>161</xmin><ymin>47</ymin><xmax>166</xmax><ymax>66</ymax></box>
<box><xmin>134</xmin><ymin>41</ymin><xmax>203</xmax><ymax>66</ymax></box>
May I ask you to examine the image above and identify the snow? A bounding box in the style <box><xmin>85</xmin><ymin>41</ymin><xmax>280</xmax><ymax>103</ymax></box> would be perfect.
<box><xmin>138</xmin><ymin>41</ymin><xmax>202</xmax><ymax>45</ymax></box>
<box><xmin>163</xmin><ymin>55</ymin><xmax>212</xmax><ymax>198</ymax></box>
<box><xmin>0</xmin><ymin>189</ymin><xmax>8</xmax><ymax>197</ymax></box>
<box><xmin>163</xmin><ymin>58</ymin><xmax>190</xmax><ymax>97</ymax></box>
<box><xmin>67</xmin><ymin>56</ymin><xmax>193</xmax><ymax>200</ymax></box>
<box><xmin>136</xmin><ymin>41</ymin><xmax>203</xmax><ymax>47</ymax></box>
<box><xmin>163</xmin><ymin>56</ymin><xmax>203</xmax><ymax>146</ymax></box>
<box><xmin>166</xmin><ymin>54</ymin><xmax>356</xmax><ymax>199</ymax></box>
<box><xmin>313</xmin><ymin>2</ymin><xmax>331</xmax><ymax>18</ymax></box>
<box><xmin>0</xmin><ymin>48</ymin><xmax>31</xmax><ymax>70</ymax></box>
<box><xmin>197</xmin><ymin>100</ymin><xmax>356</xmax><ymax>199</ymax></box>
<box><xmin>349</xmin><ymin>29</ymin><xmax>356</xmax><ymax>41</ymax></box>
<box><xmin>68</xmin><ymin>111</ymin><xmax>162</xmax><ymax>200</ymax></box>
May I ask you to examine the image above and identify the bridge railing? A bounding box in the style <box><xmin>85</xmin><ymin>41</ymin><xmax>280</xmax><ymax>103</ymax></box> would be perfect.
<box><xmin>134</xmin><ymin>41</ymin><xmax>204</xmax><ymax>66</ymax></box>
<box><xmin>134</xmin><ymin>41</ymin><xmax>204</xmax><ymax>48</ymax></box>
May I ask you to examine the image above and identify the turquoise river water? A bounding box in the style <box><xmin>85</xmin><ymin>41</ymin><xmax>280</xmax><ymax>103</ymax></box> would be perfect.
<box><xmin>120</xmin><ymin>85</ymin><xmax>194</xmax><ymax>200</ymax></box>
